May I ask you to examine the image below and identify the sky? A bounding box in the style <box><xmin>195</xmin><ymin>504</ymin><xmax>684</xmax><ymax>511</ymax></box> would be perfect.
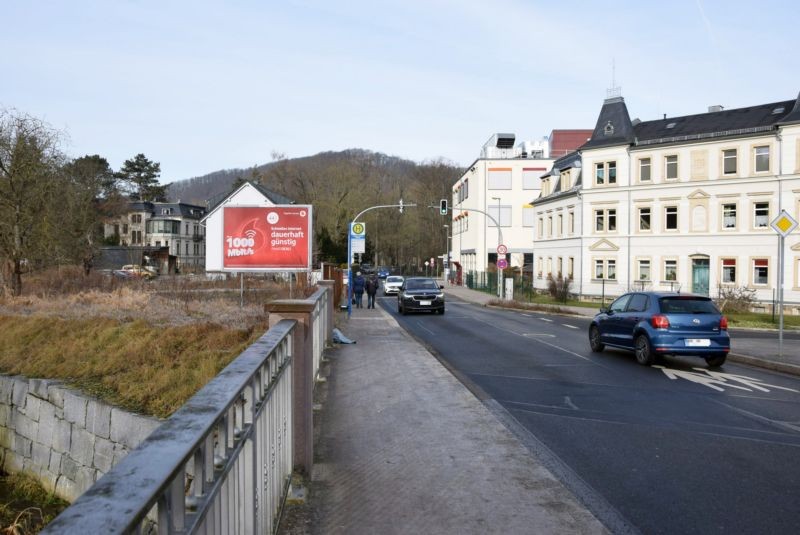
<box><xmin>3</xmin><ymin>0</ymin><xmax>799</xmax><ymax>183</ymax></box>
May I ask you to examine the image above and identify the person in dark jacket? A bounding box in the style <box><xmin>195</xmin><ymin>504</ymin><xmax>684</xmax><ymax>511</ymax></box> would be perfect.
<box><xmin>353</xmin><ymin>271</ymin><xmax>366</xmax><ymax>308</ymax></box>
<box><xmin>365</xmin><ymin>275</ymin><xmax>378</xmax><ymax>309</ymax></box>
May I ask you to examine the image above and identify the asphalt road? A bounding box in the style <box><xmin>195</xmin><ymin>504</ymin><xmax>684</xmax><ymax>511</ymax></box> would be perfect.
<box><xmin>378</xmin><ymin>295</ymin><xmax>800</xmax><ymax>535</ymax></box>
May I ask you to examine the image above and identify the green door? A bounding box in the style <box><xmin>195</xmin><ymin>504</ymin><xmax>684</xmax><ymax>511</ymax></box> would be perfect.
<box><xmin>692</xmin><ymin>259</ymin><xmax>710</xmax><ymax>295</ymax></box>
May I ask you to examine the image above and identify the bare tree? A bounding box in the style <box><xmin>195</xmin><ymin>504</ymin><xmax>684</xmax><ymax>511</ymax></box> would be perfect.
<box><xmin>0</xmin><ymin>108</ymin><xmax>65</xmax><ymax>295</ymax></box>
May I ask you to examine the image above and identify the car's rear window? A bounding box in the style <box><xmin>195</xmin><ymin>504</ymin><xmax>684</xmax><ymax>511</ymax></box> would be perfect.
<box><xmin>387</xmin><ymin>276</ymin><xmax>403</xmax><ymax>283</ymax></box>
<box><xmin>658</xmin><ymin>297</ymin><xmax>719</xmax><ymax>314</ymax></box>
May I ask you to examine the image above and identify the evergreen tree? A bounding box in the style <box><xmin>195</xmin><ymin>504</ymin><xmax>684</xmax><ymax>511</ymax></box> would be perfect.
<box><xmin>117</xmin><ymin>153</ymin><xmax>168</xmax><ymax>201</ymax></box>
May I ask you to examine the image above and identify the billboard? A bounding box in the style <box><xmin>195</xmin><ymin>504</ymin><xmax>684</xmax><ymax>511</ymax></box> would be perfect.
<box><xmin>222</xmin><ymin>206</ymin><xmax>312</xmax><ymax>271</ymax></box>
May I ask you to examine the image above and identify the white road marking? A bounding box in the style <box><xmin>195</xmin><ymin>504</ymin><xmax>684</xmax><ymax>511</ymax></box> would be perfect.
<box><xmin>539</xmin><ymin>318</ymin><xmax>553</xmax><ymax>322</ymax></box>
<box><xmin>563</xmin><ymin>324</ymin><xmax>579</xmax><ymax>329</ymax></box>
<box><xmin>415</xmin><ymin>322</ymin><xmax>436</xmax><ymax>335</ymax></box>
<box><xmin>564</xmin><ymin>396</ymin><xmax>579</xmax><ymax>410</ymax></box>
<box><xmin>654</xmin><ymin>366</ymin><xmax>800</xmax><ymax>393</ymax></box>
<box><xmin>521</xmin><ymin>313</ymin><xmax>533</xmax><ymax>317</ymax></box>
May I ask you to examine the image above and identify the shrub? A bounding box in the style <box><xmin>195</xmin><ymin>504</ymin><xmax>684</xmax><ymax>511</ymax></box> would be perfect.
<box><xmin>716</xmin><ymin>285</ymin><xmax>756</xmax><ymax>314</ymax></box>
<box><xmin>547</xmin><ymin>274</ymin><xmax>572</xmax><ymax>303</ymax></box>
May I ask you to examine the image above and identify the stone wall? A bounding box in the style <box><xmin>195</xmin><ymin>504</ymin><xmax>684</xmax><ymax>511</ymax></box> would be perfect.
<box><xmin>0</xmin><ymin>375</ymin><xmax>161</xmax><ymax>502</ymax></box>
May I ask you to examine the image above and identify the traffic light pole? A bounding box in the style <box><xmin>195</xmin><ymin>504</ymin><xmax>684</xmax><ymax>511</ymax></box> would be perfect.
<box><xmin>347</xmin><ymin>201</ymin><xmax>416</xmax><ymax>317</ymax></box>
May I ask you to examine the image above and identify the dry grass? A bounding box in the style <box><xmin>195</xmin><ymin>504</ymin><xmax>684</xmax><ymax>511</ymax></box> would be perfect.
<box><xmin>0</xmin><ymin>472</ymin><xmax>68</xmax><ymax>534</ymax></box>
<box><xmin>0</xmin><ymin>267</ymin><xmax>315</xmax><ymax>418</ymax></box>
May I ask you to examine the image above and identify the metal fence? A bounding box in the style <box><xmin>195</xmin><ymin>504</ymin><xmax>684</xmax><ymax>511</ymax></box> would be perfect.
<box><xmin>43</xmin><ymin>319</ymin><xmax>299</xmax><ymax>534</ymax></box>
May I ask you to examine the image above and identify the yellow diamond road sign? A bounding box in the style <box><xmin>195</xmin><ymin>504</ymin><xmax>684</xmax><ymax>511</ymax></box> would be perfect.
<box><xmin>771</xmin><ymin>210</ymin><xmax>798</xmax><ymax>237</ymax></box>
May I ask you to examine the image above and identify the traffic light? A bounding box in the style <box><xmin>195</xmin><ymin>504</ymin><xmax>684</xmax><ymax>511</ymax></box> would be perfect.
<box><xmin>439</xmin><ymin>199</ymin><xmax>448</xmax><ymax>215</ymax></box>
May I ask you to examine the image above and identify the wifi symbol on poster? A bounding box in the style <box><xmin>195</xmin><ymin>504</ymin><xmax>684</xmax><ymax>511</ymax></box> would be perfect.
<box><xmin>244</xmin><ymin>229</ymin><xmax>257</xmax><ymax>240</ymax></box>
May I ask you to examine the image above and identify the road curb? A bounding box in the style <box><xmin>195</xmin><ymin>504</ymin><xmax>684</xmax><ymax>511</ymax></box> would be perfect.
<box><xmin>728</xmin><ymin>353</ymin><xmax>800</xmax><ymax>377</ymax></box>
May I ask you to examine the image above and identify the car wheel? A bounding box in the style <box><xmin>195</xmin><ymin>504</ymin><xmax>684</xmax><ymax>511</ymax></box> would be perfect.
<box><xmin>439</xmin><ymin>307</ymin><xmax>445</xmax><ymax>315</ymax></box>
<box><xmin>589</xmin><ymin>325</ymin><xmax>604</xmax><ymax>352</ymax></box>
<box><xmin>634</xmin><ymin>334</ymin><xmax>655</xmax><ymax>366</ymax></box>
<box><xmin>705</xmin><ymin>354</ymin><xmax>727</xmax><ymax>368</ymax></box>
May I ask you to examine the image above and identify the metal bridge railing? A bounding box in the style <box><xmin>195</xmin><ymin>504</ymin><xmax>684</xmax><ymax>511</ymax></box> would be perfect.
<box><xmin>43</xmin><ymin>320</ymin><xmax>297</xmax><ymax>534</ymax></box>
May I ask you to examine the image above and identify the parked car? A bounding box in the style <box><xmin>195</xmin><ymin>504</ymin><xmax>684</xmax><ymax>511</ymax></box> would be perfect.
<box><xmin>588</xmin><ymin>292</ymin><xmax>729</xmax><ymax>367</ymax></box>
<box><xmin>397</xmin><ymin>277</ymin><xmax>445</xmax><ymax>315</ymax></box>
<box><xmin>120</xmin><ymin>265</ymin><xmax>156</xmax><ymax>280</ymax></box>
<box><xmin>383</xmin><ymin>275</ymin><xmax>404</xmax><ymax>296</ymax></box>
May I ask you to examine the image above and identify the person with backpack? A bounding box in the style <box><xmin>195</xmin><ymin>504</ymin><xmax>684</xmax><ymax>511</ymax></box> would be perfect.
<box><xmin>365</xmin><ymin>275</ymin><xmax>379</xmax><ymax>309</ymax></box>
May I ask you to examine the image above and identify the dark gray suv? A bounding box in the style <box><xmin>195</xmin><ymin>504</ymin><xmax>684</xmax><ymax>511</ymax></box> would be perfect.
<box><xmin>397</xmin><ymin>277</ymin><xmax>445</xmax><ymax>315</ymax></box>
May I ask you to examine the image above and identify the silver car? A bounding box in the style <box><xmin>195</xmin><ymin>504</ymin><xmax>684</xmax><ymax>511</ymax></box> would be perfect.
<box><xmin>383</xmin><ymin>275</ymin><xmax>404</xmax><ymax>296</ymax></box>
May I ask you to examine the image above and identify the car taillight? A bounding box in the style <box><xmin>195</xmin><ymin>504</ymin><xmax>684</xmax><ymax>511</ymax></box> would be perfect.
<box><xmin>651</xmin><ymin>315</ymin><xmax>670</xmax><ymax>329</ymax></box>
<box><xmin>720</xmin><ymin>316</ymin><xmax>728</xmax><ymax>330</ymax></box>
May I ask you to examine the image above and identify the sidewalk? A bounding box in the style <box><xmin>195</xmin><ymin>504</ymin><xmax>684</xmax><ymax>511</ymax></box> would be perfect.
<box><xmin>284</xmin><ymin>303</ymin><xmax>608</xmax><ymax>535</ymax></box>
<box><xmin>443</xmin><ymin>284</ymin><xmax>800</xmax><ymax>376</ymax></box>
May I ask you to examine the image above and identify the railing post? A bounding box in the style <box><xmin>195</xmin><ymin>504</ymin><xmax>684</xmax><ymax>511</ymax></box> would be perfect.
<box><xmin>266</xmin><ymin>301</ymin><xmax>315</xmax><ymax>474</ymax></box>
<box><xmin>319</xmin><ymin>280</ymin><xmax>335</xmax><ymax>345</ymax></box>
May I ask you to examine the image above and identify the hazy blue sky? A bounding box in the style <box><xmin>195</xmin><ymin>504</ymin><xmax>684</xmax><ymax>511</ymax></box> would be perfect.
<box><xmin>3</xmin><ymin>0</ymin><xmax>798</xmax><ymax>182</ymax></box>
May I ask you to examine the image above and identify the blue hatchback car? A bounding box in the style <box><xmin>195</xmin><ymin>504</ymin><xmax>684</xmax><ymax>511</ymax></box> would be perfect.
<box><xmin>588</xmin><ymin>292</ymin><xmax>730</xmax><ymax>367</ymax></box>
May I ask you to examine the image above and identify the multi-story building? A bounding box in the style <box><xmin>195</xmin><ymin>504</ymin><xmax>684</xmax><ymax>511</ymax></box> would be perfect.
<box><xmin>104</xmin><ymin>201</ymin><xmax>207</xmax><ymax>272</ymax></box>
<box><xmin>533</xmin><ymin>90</ymin><xmax>800</xmax><ymax>308</ymax></box>
<box><xmin>450</xmin><ymin>130</ymin><xmax>591</xmax><ymax>279</ymax></box>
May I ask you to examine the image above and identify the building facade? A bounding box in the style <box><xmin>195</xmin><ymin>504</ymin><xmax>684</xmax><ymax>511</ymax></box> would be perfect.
<box><xmin>451</xmin><ymin>131</ymin><xmax>591</xmax><ymax>277</ymax></box>
<box><xmin>104</xmin><ymin>201</ymin><xmax>207</xmax><ymax>272</ymax></box>
<box><xmin>533</xmin><ymin>91</ymin><xmax>800</xmax><ymax>309</ymax></box>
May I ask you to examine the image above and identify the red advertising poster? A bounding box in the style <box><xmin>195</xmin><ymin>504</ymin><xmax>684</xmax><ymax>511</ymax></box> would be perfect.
<box><xmin>223</xmin><ymin>206</ymin><xmax>312</xmax><ymax>270</ymax></box>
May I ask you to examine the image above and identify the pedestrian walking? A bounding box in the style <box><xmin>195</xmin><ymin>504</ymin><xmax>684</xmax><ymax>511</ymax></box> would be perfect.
<box><xmin>353</xmin><ymin>271</ymin><xmax>366</xmax><ymax>308</ymax></box>
<box><xmin>365</xmin><ymin>275</ymin><xmax>378</xmax><ymax>309</ymax></box>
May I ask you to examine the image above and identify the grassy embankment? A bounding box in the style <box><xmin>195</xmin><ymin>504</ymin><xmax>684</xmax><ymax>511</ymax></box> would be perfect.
<box><xmin>0</xmin><ymin>268</ymin><xmax>299</xmax><ymax>532</ymax></box>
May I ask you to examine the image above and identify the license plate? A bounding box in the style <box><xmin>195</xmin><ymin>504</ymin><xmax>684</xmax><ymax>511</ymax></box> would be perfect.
<box><xmin>686</xmin><ymin>339</ymin><xmax>710</xmax><ymax>347</ymax></box>
<box><xmin>420</xmin><ymin>300</ymin><xmax>432</xmax><ymax>306</ymax></box>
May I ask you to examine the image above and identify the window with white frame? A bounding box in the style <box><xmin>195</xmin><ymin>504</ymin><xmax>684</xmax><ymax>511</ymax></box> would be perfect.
<box><xmin>753</xmin><ymin>202</ymin><xmax>770</xmax><ymax>228</ymax></box>
<box><xmin>541</xmin><ymin>179</ymin><xmax>550</xmax><ymax>196</ymax></box>
<box><xmin>665</xmin><ymin>206</ymin><xmax>678</xmax><ymax>230</ymax></box>
<box><xmin>557</xmin><ymin>257</ymin><xmax>563</xmax><ymax>277</ymax></box>
<box><xmin>594</xmin><ymin>208</ymin><xmax>617</xmax><ymax>232</ymax></box>
<box><xmin>754</xmin><ymin>146</ymin><xmax>770</xmax><ymax>173</ymax></box>
<box><xmin>722</xmin><ymin>203</ymin><xmax>737</xmax><ymax>229</ymax></box>
<box><xmin>547</xmin><ymin>216</ymin><xmax>553</xmax><ymax>236</ymax></box>
<box><xmin>537</xmin><ymin>217</ymin><xmax>543</xmax><ymax>238</ymax></box>
<box><xmin>568</xmin><ymin>257</ymin><xmax>574</xmax><ymax>279</ymax></box>
<box><xmin>537</xmin><ymin>258</ymin><xmax>543</xmax><ymax>278</ymax></box>
<box><xmin>665</xmin><ymin>155</ymin><xmax>678</xmax><ymax>180</ymax></box>
<box><xmin>664</xmin><ymin>259</ymin><xmax>677</xmax><ymax>281</ymax></box>
<box><xmin>557</xmin><ymin>214</ymin><xmax>563</xmax><ymax>235</ymax></box>
<box><xmin>547</xmin><ymin>257</ymin><xmax>552</xmax><ymax>277</ymax></box>
<box><xmin>595</xmin><ymin>163</ymin><xmax>605</xmax><ymax>185</ymax></box>
<box><xmin>639</xmin><ymin>158</ymin><xmax>651</xmax><ymax>182</ymax></box>
<box><xmin>594</xmin><ymin>259</ymin><xmax>616</xmax><ymax>279</ymax></box>
<box><xmin>638</xmin><ymin>259</ymin><xmax>651</xmax><ymax>280</ymax></box>
<box><xmin>488</xmin><ymin>169</ymin><xmax>512</xmax><ymax>189</ymax></box>
<box><xmin>523</xmin><ymin>207</ymin><xmax>535</xmax><ymax>227</ymax></box>
<box><xmin>722</xmin><ymin>149</ymin><xmax>737</xmax><ymax>175</ymax></box>
<box><xmin>568</xmin><ymin>210</ymin><xmax>575</xmax><ymax>234</ymax></box>
<box><xmin>721</xmin><ymin>258</ymin><xmax>736</xmax><ymax>284</ymax></box>
<box><xmin>608</xmin><ymin>162</ymin><xmax>617</xmax><ymax>184</ymax></box>
<box><xmin>753</xmin><ymin>258</ymin><xmax>769</xmax><ymax>285</ymax></box>
<box><xmin>639</xmin><ymin>207</ymin><xmax>651</xmax><ymax>231</ymax></box>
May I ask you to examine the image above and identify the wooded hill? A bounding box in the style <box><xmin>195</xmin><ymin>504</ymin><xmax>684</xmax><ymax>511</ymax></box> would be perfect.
<box><xmin>168</xmin><ymin>150</ymin><xmax>464</xmax><ymax>270</ymax></box>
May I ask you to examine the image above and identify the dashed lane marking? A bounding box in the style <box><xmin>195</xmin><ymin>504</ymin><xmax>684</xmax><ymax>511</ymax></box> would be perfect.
<box><xmin>563</xmin><ymin>324</ymin><xmax>579</xmax><ymax>329</ymax></box>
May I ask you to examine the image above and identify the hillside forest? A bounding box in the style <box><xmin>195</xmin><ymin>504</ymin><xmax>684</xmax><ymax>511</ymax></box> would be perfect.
<box><xmin>170</xmin><ymin>150</ymin><xmax>464</xmax><ymax>272</ymax></box>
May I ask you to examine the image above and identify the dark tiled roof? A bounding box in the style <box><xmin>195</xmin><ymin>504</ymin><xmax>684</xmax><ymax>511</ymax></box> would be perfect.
<box><xmin>776</xmin><ymin>92</ymin><xmax>800</xmax><ymax>125</ymax></box>
<box><xmin>580</xmin><ymin>97</ymin><xmax>635</xmax><ymax>150</ymax></box>
<box><xmin>128</xmin><ymin>201</ymin><xmax>206</xmax><ymax>219</ymax></box>
<box><xmin>634</xmin><ymin>99</ymin><xmax>796</xmax><ymax>145</ymax></box>
<box><xmin>541</xmin><ymin>151</ymin><xmax>581</xmax><ymax>179</ymax></box>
